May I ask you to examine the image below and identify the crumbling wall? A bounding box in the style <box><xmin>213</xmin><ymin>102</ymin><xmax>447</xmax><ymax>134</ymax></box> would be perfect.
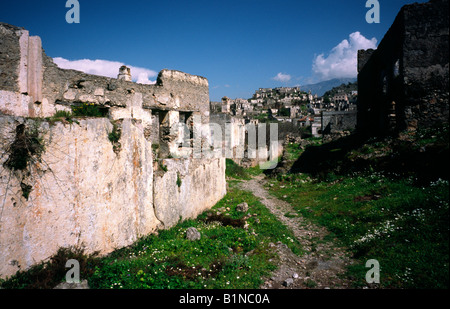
<box><xmin>0</xmin><ymin>116</ymin><xmax>159</xmax><ymax>277</ymax></box>
<box><xmin>42</xmin><ymin>59</ymin><xmax>210</xmax><ymax>119</ymax></box>
<box><xmin>321</xmin><ymin>111</ymin><xmax>357</xmax><ymax>135</ymax></box>
<box><xmin>0</xmin><ymin>22</ymin><xmax>225</xmax><ymax>279</ymax></box>
<box><xmin>0</xmin><ymin>23</ymin><xmax>22</xmax><ymax>93</ymax></box>
<box><xmin>153</xmin><ymin>158</ymin><xmax>226</xmax><ymax>228</ymax></box>
<box><xmin>357</xmin><ymin>0</ymin><xmax>449</xmax><ymax>135</ymax></box>
<box><xmin>1</xmin><ymin>22</ymin><xmax>210</xmax><ymax>124</ymax></box>
<box><xmin>209</xmin><ymin>113</ymin><xmax>282</xmax><ymax>168</ymax></box>
<box><xmin>0</xmin><ymin>23</ymin><xmax>43</xmax><ymax>117</ymax></box>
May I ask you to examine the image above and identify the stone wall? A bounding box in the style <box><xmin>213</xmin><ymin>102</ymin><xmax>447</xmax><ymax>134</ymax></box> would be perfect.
<box><xmin>321</xmin><ymin>111</ymin><xmax>357</xmax><ymax>135</ymax></box>
<box><xmin>357</xmin><ymin>0</ymin><xmax>449</xmax><ymax>135</ymax></box>
<box><xmin>209</xmin><ymin>112</ymin><xmax>283</xmax><ymax>169</ymax></box>
<box><xmin>0</xmin><ymin>23</ymin><xmax>22</xmax><ymax>93</ymax></box>
<box><xmin>0</xmin><ymin>22</ymin><xmax>210</xmax><ymax>123</ymax></box>
<box><xmin>153</xmin><ymin>158</ymin><xmax>226</xmax><ymax>229</ymax></box>
<box><xmin>0</xmin><ymin>22</ymin><xmax>225</xmax><ymax>278</ymax></box>
<box><xmin>0</xmin><ymin>117</ymin><xmax>158</xmax><ymax>277</ymax></box>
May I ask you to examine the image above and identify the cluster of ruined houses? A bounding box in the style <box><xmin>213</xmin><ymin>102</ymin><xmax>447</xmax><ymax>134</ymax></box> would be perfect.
<box><xmin>210</xmin><ymin>85</ymin><xmax>358</xmax><ymax>138</ymax></box>
<box><xmin>0</xmin><ymin>0</ymin><xmax>447</xmax><ymax>279</ymax></box>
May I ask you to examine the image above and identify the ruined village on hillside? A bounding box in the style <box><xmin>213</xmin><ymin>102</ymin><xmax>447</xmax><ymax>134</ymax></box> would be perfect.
<box><xmin>210</xmin><ymin>83</ymin><xmax>358</xmax><ymax>142</ymax></box>
<box><xmin>0</xmin><ymin>0</ymin><xmax>448</xmax><ymax>293</ymax></box>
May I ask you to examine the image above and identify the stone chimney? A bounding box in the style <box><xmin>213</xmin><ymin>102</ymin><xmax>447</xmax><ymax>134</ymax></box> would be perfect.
<box><xmin>117</xmin><ymin>65</ymin><xmax>132</xmax><ymax>81</ymax></box>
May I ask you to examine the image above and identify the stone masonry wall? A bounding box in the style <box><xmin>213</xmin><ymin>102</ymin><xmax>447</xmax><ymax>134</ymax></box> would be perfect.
<box><xmin>0</xmin><ymin>23</ymin><xmax>225</xmax><ymax>278</ymax></box>
<box><xmin>0</xmin><ymin>117</ymin><xmax>158</xmax><ymax>277</ymax></box>
<box><xmin>357</xmin><ymin>0</ymin><xmax>449</xmax><ymax>135</ymax></box>
<box><xmin>321</xmin><ymin>111</ymin><xmax>357</xmax><ymax>135</ymax></box>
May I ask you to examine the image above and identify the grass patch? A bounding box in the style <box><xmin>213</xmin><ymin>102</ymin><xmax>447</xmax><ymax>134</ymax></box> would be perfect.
<box><xmin>85</xmin><ymin>183</ymin><xmax>301</xmax><ymax>289</ymax></box>
<box><xmin>284</xmin><ymin>143</ymin><xmax>302</xmax><ymax>161</ymax></box>
<box><xmin>225</xmin><ymin>159</ymin><xmax>248</xmax><ymax>179</ymax></box>
<box><xmin>72</xmin><ymin>103</ymin><xmax>108</xmax><ymax>117</ymax></box>
<box><xmin>225</xmin><ymin>159</ymin><xmax>263</xmax><ymax>180</ymax></box>
<box><xmin>0</xmin><ymin>247</ymin><xmax>100</xmax><ymax>289</ymax></box>
<box><xmin>268</xmin><ymin>172</ymin><xmax>449</xmax><ymax>288</ymax></box>
<box><xmin>47</xmin><ymin>110</ymin><xmax>80</xmax><ymax>126</ymax></box>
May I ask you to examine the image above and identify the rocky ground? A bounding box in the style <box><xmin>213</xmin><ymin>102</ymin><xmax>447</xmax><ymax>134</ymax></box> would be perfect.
<box><xmin>240</xmin><ymin>174</ymin><xmax>355</xmax><ymax>289</ymax></box>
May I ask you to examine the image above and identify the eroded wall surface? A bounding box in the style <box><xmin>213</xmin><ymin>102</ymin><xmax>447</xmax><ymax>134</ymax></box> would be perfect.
<box><xmin>0</xmin><ymin>22</ymin><xmax>226</xmax><ymax>278</ymax></box>
<box><xmin>0</xmin><ymin>117</ymin><xmax>158</xmax><ymax>276</ymax></box>
<box><xmin>357</xmin><ymin>0</ymin><xmax>449</xmax><ymax>135</ymax></box>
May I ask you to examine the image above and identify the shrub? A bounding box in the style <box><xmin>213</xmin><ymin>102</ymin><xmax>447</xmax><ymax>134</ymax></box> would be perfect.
<box><xmin>53</xmin><ymin>110</ymin><xmax>73</xmax><ymax>118</ymax></box>
<box><xmin>4</xmin><ymin>122</ymin><xmax>45</xmax><ymax>171</ymax></box>
<box><xmin>176</xmin><ymin>173</ymin><xmax>182</xmax><ymax>187</ymax></box>
<box><xmin>72</xmin><ymin>103</ymin><xmax>107</xmax><ymax>117</ymax></box>
<box><xmin>0</xmin><ymin>247</ymin><xmax>100</xmax><ymax>289</ymax></box>
<box><xmin>108</xmin><ymin>122</ymin><xmax>121</xmax><ymax>144</ymax></box>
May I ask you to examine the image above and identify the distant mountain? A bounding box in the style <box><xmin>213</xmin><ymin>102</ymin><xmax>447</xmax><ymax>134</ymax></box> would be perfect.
<box><xmin>301</xmin><ymin>78</ymin><xmax>357</xmax><ymax>97</ymax></box>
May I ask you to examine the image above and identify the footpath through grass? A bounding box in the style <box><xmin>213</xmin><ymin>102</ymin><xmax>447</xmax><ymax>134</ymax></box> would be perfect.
<box><xmin>86</xmin><ymin>181</ymin><xmax>302</xmax><ymax>289</ymax></box>
<box><xmin>267</xmin><ymin>135</ymin><xmax>449</xmax><ymax>289</ymax></box>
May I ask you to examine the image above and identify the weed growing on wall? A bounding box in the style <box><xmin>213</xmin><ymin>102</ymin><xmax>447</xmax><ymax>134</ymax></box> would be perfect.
<box><xmin>4</xmin><ymin>122</ymin><xmax>45</xmax><ymax>171</ymax></box>
<box><xmin>71</xmin><ymin>103</ymin><xmax>107</xmax><ymax>117</ymax></box>
<box><xmin>108</xmin><ymin>121</ymin><xmax>122</xmax><ymax>153</ymax></box>
<box><xmin>47</xmin><ymin>110</ymin><xmax>79</xmax><ymax>126</ymax></box>
<box><xmin>176</xmin><ymin>173</ymin><xmax>182</xmax><ymax>187</ymax></box>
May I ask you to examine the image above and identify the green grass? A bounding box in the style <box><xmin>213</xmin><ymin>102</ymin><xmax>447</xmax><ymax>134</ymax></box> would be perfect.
<box><xmin>225</xmin><ymin>159</ymin><xmax>263</xmax><ymax>180</ymax></box>
<box><xmin>284</xmin><ymin>143</ymin><xmax>302</xmax><ymax>161</ymax></box>
<box><xmin>72</xmin><ymin>103</ymin><xmax>107</xmax><ymax>117</ymax></box>
<box><xmin>52</xmin><ymin>110</ymin><xmax>73</xmax><ymax>119</ymax></box>
<box><xmin>269</xmin><ymin>132</ymin><xmax>449</xmax><ymax>289</ymax></box>
<box><xmin>0</xmin><ymin>247</ymin><xmax>100</xmax><ymax>289</ymax></box>
<box><xmin>86</xmin><ymin>182</ymin><xmax>302</xmax><ymax>289</ymax></box>
<box><xmin>267</xmin><ymin>172</ymin><xmax>449</xmax><ymax>288</ymax></box>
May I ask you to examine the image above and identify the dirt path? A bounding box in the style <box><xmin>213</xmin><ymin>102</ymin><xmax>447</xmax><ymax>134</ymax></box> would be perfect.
<box><xmin>240</xmin><ymin>174</ymin><xmax>355</xmax><ymax>289</ymax></box>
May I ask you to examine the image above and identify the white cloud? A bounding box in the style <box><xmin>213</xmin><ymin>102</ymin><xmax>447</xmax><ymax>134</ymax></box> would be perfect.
<box><xmin>312</xmin><ymin>32</ymin><xmax>377</xmax><ymax>81</ymax></box>
<box><xmin>273</xmin><ymin>72</ymin><xmax>291</xmax><ymax>83</ymax></box>
<box><xmin>53</xmin><ymin>57</ymin><xmax>157</xmax><ymax>84</ymax></box>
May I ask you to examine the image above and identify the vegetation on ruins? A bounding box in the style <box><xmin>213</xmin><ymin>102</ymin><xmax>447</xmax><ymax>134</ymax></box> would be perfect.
<box><xmin>176</xmin><ymin>173</ymin><xmax>182</xmax><ymax>188</ymax></box>
<box><xmin>71</xmin><ymin>102</ymin><xmax>107</xmax><ymax>118</ymax></box>
<box><xmin>0</xmin><ymin>176</ymin><xmax>302</xmax><ymax>289</ymax></box>
<box><xmin>3</xmin><ymin>122</ymin><xmax>45</xmax><ymax>172</ymax></box>
<box><xmin>1</xmin><ymin>128</ymin><xmax>448</xmax><ymax>288</ymax></box>
<box><xmin>266</xmin><ymin>123</ymin><xmax>449</xmax><ymax>288</ymax></box>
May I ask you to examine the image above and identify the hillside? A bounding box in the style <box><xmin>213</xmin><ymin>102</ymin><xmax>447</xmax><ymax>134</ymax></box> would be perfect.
<box><xmin>301</xmin><ymin>78</ymin><xmax>357</xmax><ymax>96</ymax></box>
<box><xmin>323</xmin><ymin>81</ymin><xmax>358</xmax><ymax>98</ymax></box>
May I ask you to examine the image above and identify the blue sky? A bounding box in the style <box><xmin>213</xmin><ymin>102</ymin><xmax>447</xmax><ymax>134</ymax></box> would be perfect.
<box><xmin>1</xmin><ymin>0</ymin><xmax>427</xmax><ymax>101</ymax></box>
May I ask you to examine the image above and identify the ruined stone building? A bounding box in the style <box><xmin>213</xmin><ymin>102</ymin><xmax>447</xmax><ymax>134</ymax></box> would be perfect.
<box><xmin>0</xmin><ymin>22</ymin><xmax>227</xmax><ymax>278</ymax></box>
<box><xmin>357</xmin><ymin>0</ymin><xmax>449</xmax><ymax>135</ymax></box>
